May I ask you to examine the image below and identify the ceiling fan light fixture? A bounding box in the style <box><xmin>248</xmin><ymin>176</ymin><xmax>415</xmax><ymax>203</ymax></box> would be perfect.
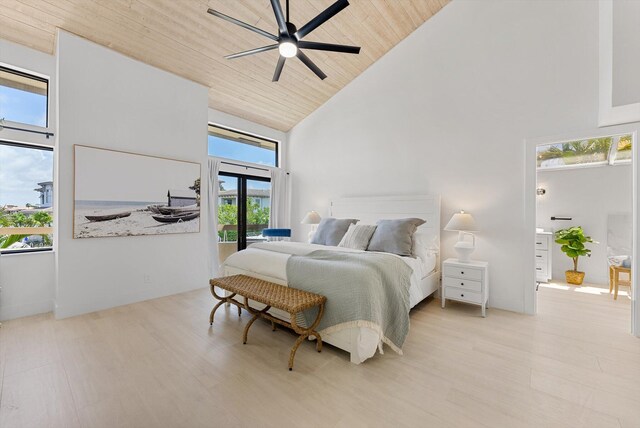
<box><xmin>208</xmin><ymin>0</ymin><xmax>359</xmax><ymax>81</ymax></box>
<box><xmin>278</xmin><ymin>41</ymin><xmax>298</xmax><ymax>58</ymax></box>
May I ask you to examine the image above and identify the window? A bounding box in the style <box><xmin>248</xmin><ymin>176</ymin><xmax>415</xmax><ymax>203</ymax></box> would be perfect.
<box><xmin>537</xmin><ymin>134</ymin><xmax>632</xmax><ymax>170</ymax></box>
<box><xmin>0</xmin><ymin>66</ymin><xmax>48</xmax><ymax>128</ymax></box>
<box><xmin>0</xmin><ymin>142</ymin><xmax>54</xmax><ymax>252</ymax></box>
<box><xmin>217</xmin><ymin>174</ymin><xmax>271</xmax><ymax>265</ymax></box>
<box><xmin>208</xmin><ymin>124</ymin><xmax>278</xmax><ymax>167</ymax></box>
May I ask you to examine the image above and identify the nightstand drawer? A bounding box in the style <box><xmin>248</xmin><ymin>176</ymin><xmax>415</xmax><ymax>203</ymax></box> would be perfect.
<box><xmin>535</xmin><ymin>250</ymin><xmax>547</xmax><ymax>263</ymax></box>
<box><xmin>536</xmin><ymin>262</ymin><xmax>548</xmax><ymax>277</ymax></box>
<box><xmin>444</xmin><ymin>287</ymin><xmax>482</xmax><ymax>304</ymax></box>
<box><xmin>535</xmin><ymin>237</ymin><xmax>549</xmax><ymax>250</ymax></box>
<box><xmin>443</xmin><ymin>276</ymin><xmax>482</xmax><ymax>292</ymax></box>
<box><xmin>443</xmin><ymin>266</ymin><xmax>482</xmax><ymax>281</ymax></box>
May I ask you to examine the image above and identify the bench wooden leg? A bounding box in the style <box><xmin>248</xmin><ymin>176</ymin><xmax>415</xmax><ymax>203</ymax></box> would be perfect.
<box><xmin>209</xmin><ymin>286</ymin><xmax>242</xmax><ymax>325</ymax></box>
<box><xmin>209</xmin><ymin>300</ymin><xmax>225</xmax><ymax>325</ymax></box>
<box><xmin>288</xmin><ymin>303</ymin><xmax>325</xmax><ymax>371</ymax></box>
<box><xmin>242</xmin><ymin>296</ymin><xmax>271</xmax><ymax>344</ymax></box>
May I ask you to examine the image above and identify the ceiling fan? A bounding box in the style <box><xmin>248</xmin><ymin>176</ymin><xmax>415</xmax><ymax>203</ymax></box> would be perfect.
<box><xmin>207</xmin><ymin>0</ymin><xmax>361</xmax><ymax>82</ymax></box>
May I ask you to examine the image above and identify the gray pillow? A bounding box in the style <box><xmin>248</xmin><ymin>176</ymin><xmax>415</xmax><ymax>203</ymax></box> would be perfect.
<box><xmin>367</xmin><ymin>218</ymin><xmax>426</xmax><ymax>256</ymax></box>
<box><xmin>338</xmin><ymin>224</ymin><xmax>377</xmax><ymax>250</ymax></box>
<box><xmin>311</xmin><ymin>217</ymin><xmax>359</xmax><ymax>246</ymax></box>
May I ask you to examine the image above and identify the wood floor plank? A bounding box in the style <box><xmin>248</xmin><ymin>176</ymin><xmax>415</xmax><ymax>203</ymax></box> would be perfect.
<box><xmin>0</xmin><ymin>280</ymin><xmax>638</xmax><ymax>427</ymax></box>
<box><xmin>0</xmin><ymin>363</ymin><xmax>81</xmax><ymax>428</ymax></box>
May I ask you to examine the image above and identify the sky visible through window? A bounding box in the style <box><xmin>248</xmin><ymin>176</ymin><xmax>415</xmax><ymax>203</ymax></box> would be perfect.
<box><xmin>208</xmin><ymin>134</ymin><xmax>274</xmax><ymax>191</ymax></box>
<box><xmin>207</xmin><ymin>135</ymin><xmax>276</xmax><ymax>167</ymax></box>
<box><xmin>0</xmin><ymin>144</ymin><xmax>53</xmax><ymax>206</ymax></box>
<box><xmin>0</xmin><ymin>85</ymin><xmax>47</xmax><ymax>127</ymax></box>
<box><xmin>0</xmin><ymin>78</ymin><xmax>51</xmax><ymax>207</ymax></box>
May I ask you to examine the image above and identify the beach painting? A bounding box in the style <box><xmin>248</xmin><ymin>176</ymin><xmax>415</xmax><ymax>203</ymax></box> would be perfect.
<box><xmin>74</xmin><ymin>145</ymin><xmax>201</xmax><ymax>239</ymax></box>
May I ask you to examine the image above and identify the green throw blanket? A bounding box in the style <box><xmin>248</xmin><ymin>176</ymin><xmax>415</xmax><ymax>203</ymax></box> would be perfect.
<box><xmin>286</xmin><ymin>250</ymin><xmax>412</xmax><ymax>354</ymax></box>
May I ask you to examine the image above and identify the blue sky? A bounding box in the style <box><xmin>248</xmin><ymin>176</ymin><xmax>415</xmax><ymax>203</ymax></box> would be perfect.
<box><xmin>0</xmin><ymin>145</ymin><xmax>53</xmax><ymax>207</ymax></box>
<box><xmin>0</xmin><ymin>87</ymin><xmax>50</xmax><ymax>207</ymax></box>
<box><xmin>208</xmin><ymin>135</ymin><xmax>274</xmax><ymax>191</ymax></box>
<box><xmin>0</xmin><ymin>86</ymin><xmax>47</xmax><ymax>127</ymax></box>
<box><xmin>207</xmin><ymin>135</ymin><xmax>275</xmax><ymax>167</ymax></box>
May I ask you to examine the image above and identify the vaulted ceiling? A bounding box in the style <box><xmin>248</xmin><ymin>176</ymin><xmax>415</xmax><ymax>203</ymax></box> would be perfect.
<box><xmin>1</xmin><ymin>0</ymin><xmax>449</xmax><ymax>131</ymax></box>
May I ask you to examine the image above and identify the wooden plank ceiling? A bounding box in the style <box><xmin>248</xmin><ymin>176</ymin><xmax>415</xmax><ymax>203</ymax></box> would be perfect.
<box><xmin>1</xmin><ymin>0</ymin><xmax>449</xmax><ymax>131</ymax></box>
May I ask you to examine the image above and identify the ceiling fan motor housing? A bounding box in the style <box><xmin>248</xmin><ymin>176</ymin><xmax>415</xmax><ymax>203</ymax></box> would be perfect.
<box><xmin>207</xmin><ymin>0</ymin><xmax>360</xmax><ymax>81</ymax></box>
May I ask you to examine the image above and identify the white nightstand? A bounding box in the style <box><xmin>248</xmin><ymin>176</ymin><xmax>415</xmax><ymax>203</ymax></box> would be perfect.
<box><xmin>441</xmin><ymin>258</ymin><xmax>489</xmax><ymax>317</ymax></box>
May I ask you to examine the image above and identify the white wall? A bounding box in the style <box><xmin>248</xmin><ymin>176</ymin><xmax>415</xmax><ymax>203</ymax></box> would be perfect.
<box><xmin>288</xmin><ymin>0</ymin><xmax>600</xmax><ymax>313</ymax></box>
<box><xmin>55</xmin><ymin>31</ymin><xmax>209</xmax><ymax>319</ymax></box>
<box><xmin>612</xmin><ymin>0</ymin><xmax>640</xmax><ymax>107</ymax></box>
<box><xmin>0</xmin><ymin>252</ymin><xmax>54</xmax><ymax>320</ymax></box>
<box><xmin>0</xmin><ymin>39</ymin><xmax>56</xmax><ymax>321</ymax></box>
<box><xmin>537</xmin><ymin>165</ymin><xmax>632</xmax><ymax>285</ymax></box>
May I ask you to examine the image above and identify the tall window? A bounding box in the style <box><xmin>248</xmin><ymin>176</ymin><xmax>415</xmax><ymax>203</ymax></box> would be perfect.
<box><xmin>208</xmin><ymin>124</ymin><xmax>278</xmax><ymax>167</ymax></box>
<box><xmin>537</xmin><ymin>134</ymin><xmax>632</xmax><ymax>170</ymax></box>
<box><xmin>0</xmin><ymin>66</ymin><xmax>48</xmax><ymax>128</ymax></box>
<box><xmin>0</xmin><ymin>142</ymin><xmax>54</xmax><ymax>252</ymax></box>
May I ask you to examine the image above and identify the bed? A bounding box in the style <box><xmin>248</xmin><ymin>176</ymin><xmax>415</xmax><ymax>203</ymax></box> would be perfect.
<box><xmin>221</xmin><ymin>195</ymin><xmax>441</xmax><ymax>364</ymax></box>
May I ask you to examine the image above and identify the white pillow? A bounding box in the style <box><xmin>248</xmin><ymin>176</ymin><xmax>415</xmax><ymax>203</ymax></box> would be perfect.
<box><xmin>338</xmin><ymin>224</ymin><xmax>377</xmax><ymax>250</ymax></box>
<box><xmin>412</xmin><ymin>231</ymin><xmax>438</xmax><ymax>260</ymax></box>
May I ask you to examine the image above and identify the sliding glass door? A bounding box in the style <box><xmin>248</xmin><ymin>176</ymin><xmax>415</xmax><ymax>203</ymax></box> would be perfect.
<box><xmin>246</xmin><ymin>178</ymin><xmax>271</xmax><ymax>247</ymax></box>
<box><xmin>217</xmin><ymin>173</ymin><xmax>271</xmax><ymax>263</ymax></box>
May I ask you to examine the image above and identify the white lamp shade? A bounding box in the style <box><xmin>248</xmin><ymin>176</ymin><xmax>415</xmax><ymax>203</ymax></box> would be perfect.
<box><xmin>444</xmin><ymin>211</ymin><xmax>478</xmax><ymax>232</ymax></box>
<box><xmin>301</xmin><ymin>210</ymin><xmax>321</xmax><ymax>225</ymax></box>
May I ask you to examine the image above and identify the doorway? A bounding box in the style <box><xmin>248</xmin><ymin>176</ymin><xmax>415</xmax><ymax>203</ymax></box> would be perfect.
<box><xmin>217</xmin><ymin>173</ymin><xmax>271</xmax><ymax>264</ymax></box>
<box><xmin>525</xmin><ymin>125</ymin><xmax>639</xmax><ymax>337</ymax></box>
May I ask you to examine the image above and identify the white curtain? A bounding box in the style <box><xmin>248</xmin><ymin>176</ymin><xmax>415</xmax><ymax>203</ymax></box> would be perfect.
<box><xmin>269</xmin><ymin>168</ymin><xmax>291</xmax><ymax>229</ymax></box>
<box><xmin>208</xmin><ymin>159</ymin><xmax>221</xmax><ymax>277</ymax></box>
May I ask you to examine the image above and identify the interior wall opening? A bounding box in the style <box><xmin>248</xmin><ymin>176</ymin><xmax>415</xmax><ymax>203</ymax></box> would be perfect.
<box><xmin>534</xmin><ymin>132</ymin><xmax>634</xmax><ymax>330</ymax></box>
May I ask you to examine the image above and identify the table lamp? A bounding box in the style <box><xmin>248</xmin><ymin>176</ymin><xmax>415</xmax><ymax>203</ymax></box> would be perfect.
<box><xmin>444</xmin><ymin>210</ymin><xmax>478</xmax><ymax>263</ymax></box>
<box><xmin>301</xmin><ymin>210</ymin><xmax>321</xmax><ymax>242</ymax></box>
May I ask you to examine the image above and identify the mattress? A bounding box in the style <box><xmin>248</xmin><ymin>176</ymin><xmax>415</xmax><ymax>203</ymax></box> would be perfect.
<box><xmin>222</xmin><ymin>241</ymin><xmax>437</xmax><ymax>307</ymax></box>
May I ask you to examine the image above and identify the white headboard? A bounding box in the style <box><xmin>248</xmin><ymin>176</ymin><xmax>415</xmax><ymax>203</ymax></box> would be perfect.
<box><xmin>330</xmin><ymin>194</ymin><xmax>441</xmax><ymax>252</ymax></box>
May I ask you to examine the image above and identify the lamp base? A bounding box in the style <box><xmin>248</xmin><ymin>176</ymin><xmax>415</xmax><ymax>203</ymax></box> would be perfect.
<box><xmin>453</xmin><ymin>241</ymin><xmax>474</xmax><ymax>263</ymax></box>
<box><xmin>307</xmin><ymin>225</ymin><xmax>318</xmax><ymax>243</ymax></box>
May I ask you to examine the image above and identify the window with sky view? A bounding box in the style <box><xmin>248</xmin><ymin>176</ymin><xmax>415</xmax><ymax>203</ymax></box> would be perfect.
<box><xmin>0</xmin><ymin>66</ymin><xmax>53</xmax><ymax>251</ymax></box>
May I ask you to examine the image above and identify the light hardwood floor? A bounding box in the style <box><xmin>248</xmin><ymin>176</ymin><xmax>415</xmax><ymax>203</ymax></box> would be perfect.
<box><xmin>1</xmin><ymin>281</ymin><xmax>639</xmax><ymax>428</ymax></box>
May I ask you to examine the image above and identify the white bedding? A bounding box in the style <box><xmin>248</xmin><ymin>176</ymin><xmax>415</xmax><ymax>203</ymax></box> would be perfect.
<box><xmin>221</xmin><ymin>242</ymin><xmax>438</xmax><ymax>364</ymax></box>
<box><xmin>223</xmin><ymin>242</ymin><xmax>436</xmax><ymax>308</ymax></box>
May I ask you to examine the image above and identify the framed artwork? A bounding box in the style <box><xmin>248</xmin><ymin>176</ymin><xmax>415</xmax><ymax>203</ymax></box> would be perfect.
<box><xmin>73</xmin><ymin>145</ymin><xmax>201</xmax><ymax>238</ymax></box>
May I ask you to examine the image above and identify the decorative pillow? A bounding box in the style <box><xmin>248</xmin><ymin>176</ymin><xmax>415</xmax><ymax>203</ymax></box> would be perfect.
<box><xmin>367</xmin><ymin>218</ymin><xmax>426</xmax><ymax>257</ymax></box>
<box><xmin>338</xmin><ymin>224</ymin><xmax>377</xmax><ymax>250</ymax></box>
<box><xmin>311</xmin><ymin>217</ymin><xmax>359</xmax><ymax>246</ymax></box>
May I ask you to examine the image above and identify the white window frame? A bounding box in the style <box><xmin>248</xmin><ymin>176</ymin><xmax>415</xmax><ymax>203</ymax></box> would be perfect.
<box><xmin>536</xmin><ymin>133</ymin><xmax>633</xmax><ymax>172</ymax></box>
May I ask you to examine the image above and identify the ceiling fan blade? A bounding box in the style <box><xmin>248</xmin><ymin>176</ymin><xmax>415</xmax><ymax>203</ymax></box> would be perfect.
<box><xmin>298</xmin><ymin>41</ymin><xmax>360</xmax><ymax>54</ymax></box>
<box><xmin>272</xmin><ymin>56</ymin><xmax>286</xmax><ymax>82</ymax></box>
<box><xmin>207</xmin><ymin>9</ymin><xmax>278</xmax><ymax>41</ymax></box>
<box><xmin>270</xmin><ymin>0</ymin><xmax>289</xmax><ymax>35</ymax></box>
<box><xmin>297</xmin><ymin>51</ymin><xmax>327</xmax><ymax>80</ymax></box>
<box><xmin>295</xmin><ymin>0</ymin><xmax>349</xmax><ymax>40</ymax></box>
<box><xmin>225</xmin><ymin>44</ymin><xmax>279</xmax><ymax>59</ymax></box>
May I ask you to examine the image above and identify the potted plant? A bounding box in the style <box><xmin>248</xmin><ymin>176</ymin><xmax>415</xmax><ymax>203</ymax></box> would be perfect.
<box><xmin>554</xmin><ymin>226</ymin><xmax>596</xmax><ymax>285</ymax></box>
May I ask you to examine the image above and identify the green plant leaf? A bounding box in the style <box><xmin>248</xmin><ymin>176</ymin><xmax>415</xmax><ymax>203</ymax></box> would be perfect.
<box><xmin>555</xmin><ymin>226</ymin><xmax>596</xmax><ymax>270</ymax></box>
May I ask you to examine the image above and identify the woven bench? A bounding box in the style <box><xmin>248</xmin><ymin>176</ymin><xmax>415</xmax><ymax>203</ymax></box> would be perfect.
<box><xmin>209</xmin><ymin>274</ymin><xmax>327</xmax><ymax>370</ymax></box>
